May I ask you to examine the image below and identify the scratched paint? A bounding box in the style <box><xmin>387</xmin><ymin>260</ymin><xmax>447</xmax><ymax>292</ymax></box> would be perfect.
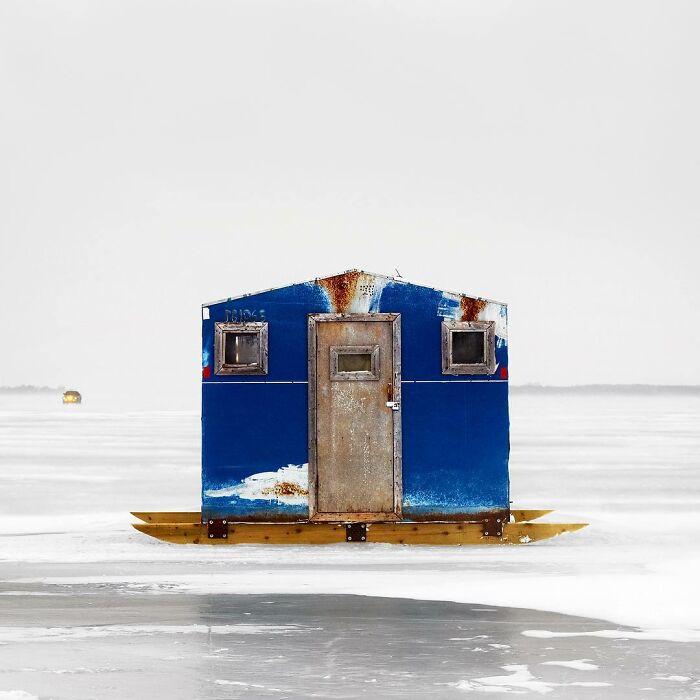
<box><xmin>201</xmin><ymin>270</ymin><xmax>509</xmax><ymax>521</ymax></box>
<box><xmin>205</xmin><ymin>464</ymin><xmax>309</xmax><ymax>506</ymax></box>
<box><xmin>317</xmin><ymin>271</ymin><xmax>388</xmax><ymax>314</ymax></box>
<box><xmin>437</xmin><ymin>292</ymin><xmax>507</xmax><ymax>342</ymax></box>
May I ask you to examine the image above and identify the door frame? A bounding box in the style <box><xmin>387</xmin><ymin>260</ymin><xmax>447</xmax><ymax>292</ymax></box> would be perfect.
<box><xmin>307</xmin><ymin>312</ymin><xmax>402</xmax><ymax>522</ymax></box>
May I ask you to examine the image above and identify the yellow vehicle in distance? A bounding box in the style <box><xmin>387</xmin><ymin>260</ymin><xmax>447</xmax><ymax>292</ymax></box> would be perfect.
<box><xmin>62</xmin><ymin>390</ymin><xmax>81</xmax><ymax>405</ymax></box>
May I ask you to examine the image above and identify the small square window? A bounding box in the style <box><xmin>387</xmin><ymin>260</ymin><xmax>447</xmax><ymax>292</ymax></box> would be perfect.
<box><xmin>215</xmin><ymin>322</ymin><xmax>268</xmax><ymax>375</ymax></box>
<box><xmin>337</xmin><ymin>353</ymin><xmax>372</xmax><ymax>373</ymax></box>
<box><xmin>452</xmin><ymin>331</ymin><xmax>485</xmax><ymax>365</ymax></box>
<box><xmin>330</xmin><ymin>345</ymin><xmax>380</xmax><ymax>381</ymax></box>
<box><xmin>441</xmin><ymin>320</ymin><xmax>495</xmax><ymax>375</ymax></box>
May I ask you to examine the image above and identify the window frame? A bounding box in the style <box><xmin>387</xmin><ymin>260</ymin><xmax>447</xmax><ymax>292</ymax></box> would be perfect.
<box><xmin>214</xmin><ymin>321</ymin><xmax>268</xmax><ymax>375</ymax></box>
<box><xmin>441</xmin><ymin>320</ymin><xmax>496</xmax><ymax>375</ymax></box>
<box><xmin>329</xmin><ymin>344</ymin><xmax>381</xmax><ymax>381</ymax></box>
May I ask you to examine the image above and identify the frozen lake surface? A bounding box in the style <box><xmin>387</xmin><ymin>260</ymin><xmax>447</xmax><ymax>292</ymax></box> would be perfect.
<box><xmin>0</xmin><ymin>390</ymin><xmax>699</xmax><ymax>698</ymax></box>
<box><xmin>1</xmin><ymin>591</ymin><xmax>698</xmax><ymax>699</ymax></box>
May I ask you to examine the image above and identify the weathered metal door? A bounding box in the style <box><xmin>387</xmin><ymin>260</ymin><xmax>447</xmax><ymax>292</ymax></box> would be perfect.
<box><xmin>308</xmin><ymin>313</ymin><xmax>402</xmax><ymax>521</ymax></box>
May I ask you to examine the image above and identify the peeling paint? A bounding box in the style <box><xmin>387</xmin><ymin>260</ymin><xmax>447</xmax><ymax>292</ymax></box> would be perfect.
<box><xmin>205</xmin><ymin>464</ymin><xmax>309</xmax><ymax>505</ymax></box>
<box><xmin>202</xmin><ymin>270</ymin><xmax>510</xmax><ymax>522</ymax></box>
<box><xmin>459</xmin><ymin>296</ymin><xmax>488</xmax><ymax>322</ymax></box>
<box><xmin>438</xmin><ymin>292</ymin><xmax>507</xmax><ymax>340</ymax></box>
<box><xmin>317</xmin><ymin>271</ymin><xmax>388</xmax><ymax>314</ymax></box>
<box><xmin>478</xmin><ymin>303</ymin><xmax>508</xmax><ymax>344</ymax></box>
<box><xmin>262</xmin><ymin>481</ymin><xmax>308</xmax><ymax>498</ymax></box>
<box><xmin>318</xmin><ymin>271</ymin><xmax>361</xmax><ymax>313</ymax></box>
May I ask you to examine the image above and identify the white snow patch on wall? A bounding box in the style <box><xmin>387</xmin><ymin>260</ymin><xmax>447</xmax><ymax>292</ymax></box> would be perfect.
<box><xmin>437</xmin><ymin>292</ymin><xmax>507</xmax><ymax>341</ymax></box>
<box><xmin>347</xmin><ymin>273</ymin><xmax>388</xmax><ymax>314</ymax></box>
<box><xmin>477</xmin><ymin>302</ymin><xmax>508</xmax><ymax>341</ymax></box>
<box><xmin>204</xmin><ymin>464</ymin><xmax>308</xmax><ymax>504</ymax></box>
<box><xmin>0</xmin><ymin>693</ymin><xmax>40</xmax><ymax>700</ymax></box>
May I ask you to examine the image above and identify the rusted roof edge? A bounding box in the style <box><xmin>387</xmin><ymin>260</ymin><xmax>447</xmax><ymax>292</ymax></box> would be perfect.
<box><xmin>202</xmin><ymin>269</ymin><xmax>507</xmax><ymax>308</ymax></box>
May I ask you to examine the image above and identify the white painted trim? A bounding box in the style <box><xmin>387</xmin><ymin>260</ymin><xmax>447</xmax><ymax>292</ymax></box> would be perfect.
<box><xmin>203</xmin><ymin>379</ymin><xmax>507</xmax><ymax>384</ymax></box>
<box><xmin>203</xmin><ymin>381</ymin><xmax>309</xmax><ymax>384</ymax></box>
<box><xmin>402</xmin><ymin>380</ymin><xmax>508</xmax><ymax>383</ymax></box>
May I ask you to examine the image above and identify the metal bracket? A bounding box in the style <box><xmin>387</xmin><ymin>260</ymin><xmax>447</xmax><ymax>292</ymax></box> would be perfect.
<box><xmin>206</xmin><ymin>518</ymin><xmax>228</xmax><ymax>539</ymax></box>
<box><xmin>346</xmin><ymin>523</ymin><xmax>367</xmax><ymax>542</ymax></box>
<box><xmin>482</xmin><ymin>516</ymin><xmax>503</xmax><ymax>538</ymax></box>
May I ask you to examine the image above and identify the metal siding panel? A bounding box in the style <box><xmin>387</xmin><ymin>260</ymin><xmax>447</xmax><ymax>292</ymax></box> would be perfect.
<box><xmin>401</xmin><ymin>382</ymin><xmax>510</xmax><ymax>516</ymax></box>
<box><xmin>202</xmin><ymin>282</ymin><xmax>329</xmax><ymax>383</ymax></box>
<box><xmin>201</xmin><ymin>383</ymin><xmax>308</xmax><ymax>520</ymax></box>
<box><xmin>201</xmin><ymin>273</ymin><xmax>509</xmax><ymax>521</ymax></box>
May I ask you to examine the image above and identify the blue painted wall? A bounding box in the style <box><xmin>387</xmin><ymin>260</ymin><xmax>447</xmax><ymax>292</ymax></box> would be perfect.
<box><xmin>201</xmin><ymin>273</ymin><xmax>509</xmax><ymax>521</ymax></box>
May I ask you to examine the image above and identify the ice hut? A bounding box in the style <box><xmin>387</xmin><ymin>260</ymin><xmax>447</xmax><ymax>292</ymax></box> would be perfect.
<box><xmin>200</xmin><ymin>270</ymin><xmax>509</xmax><ymax>525</ymax></box>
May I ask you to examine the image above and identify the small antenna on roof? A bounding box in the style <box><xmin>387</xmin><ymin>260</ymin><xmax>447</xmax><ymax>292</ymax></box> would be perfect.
<box><xmin>394</xmin><ymin>268</ymin><xmax>403</xmax><ymax>278</ymax></box>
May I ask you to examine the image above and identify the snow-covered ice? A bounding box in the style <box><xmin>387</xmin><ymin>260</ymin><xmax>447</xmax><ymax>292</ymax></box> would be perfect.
<box><xmin>2</xmin><ymin>391</ymin><xmax>699</xmax><ymax>635</ymax></box>
<box><xmin>0</xmin><ymin>390</ymin><xmax>699</xmax><ymax>697</ymax></box>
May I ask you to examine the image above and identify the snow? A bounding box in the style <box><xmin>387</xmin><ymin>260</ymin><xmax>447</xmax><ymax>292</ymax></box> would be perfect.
<box><xmin>522</xmin><ymin>629</ymin><xmax>700</xmax><ymax>643</ymax></box>
<box><xmin>540</xmin><ymin>659</ymin><xmax>599</xmax><ymax>671</ymax></box>
<box><xmin>1</xmin><ymin>391</ymin><xmax>699</xmax><ymax>642</ymax></box>
<box><xmin>453</xmin><ymin>664</ymin><xmax>612</xmax><ymax>694</ymax></box>
<box><xmin>0</xmin><ymin>624</ymin><xmax>315</xmax><ymax>643</ymax></box>
<box><xmin>204</xmin><ymin>463</ymin><xmax>309</xmax><ymax>504</ymax></box>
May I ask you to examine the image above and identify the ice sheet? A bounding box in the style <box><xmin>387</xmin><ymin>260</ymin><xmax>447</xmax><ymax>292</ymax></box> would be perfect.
<box><xmin>1</xmin><ymin>391</ymin><xmax>699</xmax><ymax>640</ymax></box>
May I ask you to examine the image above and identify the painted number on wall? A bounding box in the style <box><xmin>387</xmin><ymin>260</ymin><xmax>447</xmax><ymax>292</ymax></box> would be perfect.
<box><xmin>225</xmin><ymin>309</ymin><xmax>266</xmax><ymax>322</ymax></box>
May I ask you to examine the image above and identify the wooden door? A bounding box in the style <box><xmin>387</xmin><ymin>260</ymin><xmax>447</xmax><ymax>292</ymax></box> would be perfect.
<box><xmin>308</xmin><ymin>314</ymin><xmax>401</xmax><ymax>521</ymax></box>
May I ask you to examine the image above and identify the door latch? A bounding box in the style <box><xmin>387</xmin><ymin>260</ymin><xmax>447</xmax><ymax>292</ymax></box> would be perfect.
<box><xmin>385</xmin><ymin>401</ymin><xmax>400</xmax><ymax>411</ymax></box>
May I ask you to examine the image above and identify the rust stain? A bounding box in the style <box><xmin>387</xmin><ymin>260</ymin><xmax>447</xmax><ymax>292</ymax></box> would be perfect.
<box><xmin>261</xmin><ymin>481</ymin><xmax>309</xmax><ymax>498</ymax></box>
<box><xmin>459</xmin><ymin>296</ymin><xmax>487</xmax><ymax>322</ymax></box>
<box><xmin>318</xmin><ymin>271</ymin><xmax>362</xmax><ymax>313</ymax></box>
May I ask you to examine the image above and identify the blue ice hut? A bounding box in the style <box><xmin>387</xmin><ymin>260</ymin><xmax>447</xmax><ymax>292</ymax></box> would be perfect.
<box><xmin>201</xmin><ymin>270</ymin><xmax>509</xmax><ymax>525</ymax></box>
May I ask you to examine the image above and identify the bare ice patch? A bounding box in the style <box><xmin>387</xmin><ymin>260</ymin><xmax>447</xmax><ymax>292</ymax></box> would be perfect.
<box><xmin>454</xmin><ymin>664</ymin><xmax>611</xmax><ymax>694</ymax></box>
<box><xmin>215</xmin><ymin>680</ymin><xmax>286</xmax><ymax>692</ymax></box>
<box><xmin>541</xmin><ymin>659</ymin><xmax>599</xmax><ymax>671</ymax></box>
<box><xmin>523</xmin><ymin>628</ymin><xmax>700</xmax><ymax>643</ymax></box>
<box><xmin>0</xmin><ymin>623</ymin><xmax>316</xmax><ymax>643</ymax></box>
<box><xmin>204</xmin><ymin>464</ymin><xmax>309</xmax><ymax>504</ymax></box>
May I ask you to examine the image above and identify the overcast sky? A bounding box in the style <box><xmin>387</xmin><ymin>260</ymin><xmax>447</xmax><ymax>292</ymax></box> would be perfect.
<box><xmin>1</xmin><ymin>1</ymin><xmax>698</xmax><ymax>408</ymax></box>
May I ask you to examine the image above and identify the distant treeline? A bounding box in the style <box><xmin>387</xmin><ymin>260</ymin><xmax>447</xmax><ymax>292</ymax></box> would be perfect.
<box><xmin>511</xmin><ymin>384</ymin><xmax>700</xmax><ymax>395</ymax></box>
<box><xmin>0</xmin><ymin>385</ymin><xmax>65</xmax><ymax>394</ymax></box>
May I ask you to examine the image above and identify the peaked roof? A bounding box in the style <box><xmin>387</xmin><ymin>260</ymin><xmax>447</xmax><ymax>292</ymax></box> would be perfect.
<box><xmin>202</xmin><ymin>269</ymin><xmax>506</xmax><ymax>307</ymax></box>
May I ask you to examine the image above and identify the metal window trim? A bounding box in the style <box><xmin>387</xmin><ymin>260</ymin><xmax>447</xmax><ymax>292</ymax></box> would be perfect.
<box><xmin>329</xmin><ymin>344</ymin><xmax>381</xmax><ymax>381</ymax></box>
<box><xmin>308</xmin><ymin>313</ymin><xmax>402</xmax><ymax>522</ymax></box>
<box><xmin>214</xmin><ymin>321</ymin><xmax>269</xmax><ymax>375</ymax></box>
<box><xmin>441</xmin><ymin>320</ymin><xmax>496</xmax><ymax>375</ymax></box>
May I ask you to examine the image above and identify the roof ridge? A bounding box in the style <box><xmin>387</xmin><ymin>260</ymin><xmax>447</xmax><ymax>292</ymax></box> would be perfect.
<box><xmin>202</xmin><ymin>269</ymin><xmax>506</xmax><ymax>307</ymax></box>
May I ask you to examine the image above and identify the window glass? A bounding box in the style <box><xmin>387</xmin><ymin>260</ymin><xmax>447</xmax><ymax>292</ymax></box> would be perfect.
<box><xmin>214</xmin><ymin>322</ymin><xmax>268</xmax><ymax>375</ymax></box>
<box><xmin>451</xmin><ymin>331</ymin><xmax>485</xmax><ymax>365</ymax></box>
<box><xmin>224</xmin><ymin>333</ymin><xmax>259</xmax><ymax>365</ymax></box>
<box><xmin>337</xmin><ymin>353</ymin><xmax>372</xmax><ymax>373</ymax></box>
